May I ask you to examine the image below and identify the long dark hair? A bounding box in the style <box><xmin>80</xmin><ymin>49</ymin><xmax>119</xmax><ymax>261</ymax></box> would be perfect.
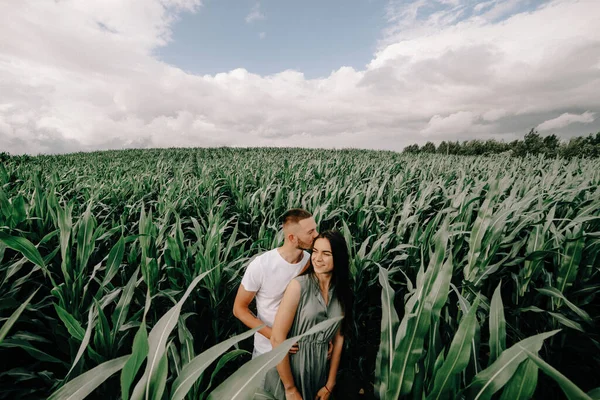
<box><xmin>299</xmin><ymin>230</ymin><xmax>353</xmax><ymax>337</ymax></box>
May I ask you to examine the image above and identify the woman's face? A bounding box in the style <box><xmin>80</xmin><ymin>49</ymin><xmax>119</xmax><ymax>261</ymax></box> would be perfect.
<box><xmin>311</xmin><ymin>238</ymin><xmax>334</xmax><ymax>275</ymax></box>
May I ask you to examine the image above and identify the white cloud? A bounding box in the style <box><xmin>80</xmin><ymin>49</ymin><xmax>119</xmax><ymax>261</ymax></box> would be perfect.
<box><xmin>246</xmin><ymin>3</ymin><xmax>265</xmax><ymax>23</ymax></box>
<box><xmin>421</xmin><ymin>111</ymin><xmax>491</xmax><ymax>137</ymax></box>
<box><xmin>259</xmin><ymin>32</ymin><xmax>266</xmax><ymax>39</ymax></box>
<box><xmin>0</xmin><ymin>0</ymin><xmax>599</xmax><ymax>155</ymax></box>
<box><xmin>482</xmin><ymin>109</ymin><xmax>508</xmax><ymax>122</ymax></box>
<box><xmin>538</xmin><ymin>112</ymin><xmax>596</xmax><ymax>131</ymax></box>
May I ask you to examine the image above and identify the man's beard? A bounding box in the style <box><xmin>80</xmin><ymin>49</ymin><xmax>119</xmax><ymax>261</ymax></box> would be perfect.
<box><xmin>296</xmin><ymin>237</ymin><xmax>312</xmax><ymax>250</ymax></box>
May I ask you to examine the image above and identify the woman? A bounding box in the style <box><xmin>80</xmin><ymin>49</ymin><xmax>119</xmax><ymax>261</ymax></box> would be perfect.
<box><xmin>264</xmin><ymin>230</ymin><xmax>353</xmax><ymax>400</ymax></box>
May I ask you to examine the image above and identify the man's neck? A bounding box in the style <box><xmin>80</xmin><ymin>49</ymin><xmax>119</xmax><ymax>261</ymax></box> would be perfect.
<box><xmin>277</xmin><ymin>243</ymin><xmax>305</xmax><ymax>264</ymax></box>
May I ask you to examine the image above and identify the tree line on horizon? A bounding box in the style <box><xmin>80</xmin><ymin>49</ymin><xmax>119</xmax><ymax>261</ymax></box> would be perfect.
<box><xmin>403</xmin><ymin>129</ymin><xmax>600</xmax><ymax>158</ymax></box>
<box><xmin>2</xmin><ymin>129</ymin><xmax>600</xmax><ymax>161</ymax></box>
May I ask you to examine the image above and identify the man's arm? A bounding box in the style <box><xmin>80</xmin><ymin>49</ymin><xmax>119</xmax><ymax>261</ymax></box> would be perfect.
<box><xmin>233</xmin><ymin>284</ymin><xmax>272</xmax><ymax>339</ymax></box>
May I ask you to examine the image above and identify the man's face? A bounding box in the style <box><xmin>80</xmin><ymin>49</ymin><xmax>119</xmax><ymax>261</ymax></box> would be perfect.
<box><xmin>294</xmin><ymin>217</ymin><xmax>318</xmax><ymax>250</ymax></box>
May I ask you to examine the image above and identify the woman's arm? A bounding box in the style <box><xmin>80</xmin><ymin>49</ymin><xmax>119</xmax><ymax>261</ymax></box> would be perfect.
<box><xmin>316</xmin><ymin>326</ymin><xmax>344</xmax><ymax>399</ymax></box>
<box><xmin>270</xmin><ymin>279</ymin><xmax>301</xmax><ymax>396</ymax></box>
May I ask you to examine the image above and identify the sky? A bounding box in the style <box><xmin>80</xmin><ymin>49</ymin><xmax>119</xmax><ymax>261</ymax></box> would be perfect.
<box><xmin>0</xmin><ymin>0</ymin><xmax>599</xmax><ymax>155</ymax></box>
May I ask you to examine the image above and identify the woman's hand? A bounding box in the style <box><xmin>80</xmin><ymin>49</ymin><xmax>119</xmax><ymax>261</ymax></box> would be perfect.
<box><xmin>285</xmin><ymin>387</ymin><xmax>303</xmax><ymax>400</ymax></box>
<box><xmin>289</xmin><ymin>342</ymin><xmax>299</xmax><ymax>354</ymax></box>
<box><xmin>314</xmin><ymin>386</ymin><xmax>331</xmax><ymax>400</ymax></box>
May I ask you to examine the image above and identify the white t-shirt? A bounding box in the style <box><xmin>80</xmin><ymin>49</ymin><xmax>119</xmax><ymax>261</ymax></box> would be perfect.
<box><xmin>241</xmin><ymin>248</ymin><xmax>310</xmax><ymax>356</ymax></box>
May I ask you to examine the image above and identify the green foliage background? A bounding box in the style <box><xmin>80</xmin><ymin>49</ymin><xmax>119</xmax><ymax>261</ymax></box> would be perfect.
<box><xmin>0</xmin><ymin>148</ymin><xmax>599</xmax><ymax>399</ymax></box>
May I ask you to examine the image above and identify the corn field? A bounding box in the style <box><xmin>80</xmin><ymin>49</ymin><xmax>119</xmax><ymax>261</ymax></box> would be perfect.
<box><xmin>0</xmin><ymin>147</ymin><xmax>599</xmax><ymax>399</ymax></box>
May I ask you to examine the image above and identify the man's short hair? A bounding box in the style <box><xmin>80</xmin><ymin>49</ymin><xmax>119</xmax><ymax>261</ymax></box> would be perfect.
<box><xmin>280</xmin><ymin>208</ymin><xmax>312</xmax><ymax>227</ymax></box>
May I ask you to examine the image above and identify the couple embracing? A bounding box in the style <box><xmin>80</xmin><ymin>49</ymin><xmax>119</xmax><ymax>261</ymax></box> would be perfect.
<box><xmin>233</xmin><ymin>208</ymin><xmax>353</xmax><ymax>400</ymax></box>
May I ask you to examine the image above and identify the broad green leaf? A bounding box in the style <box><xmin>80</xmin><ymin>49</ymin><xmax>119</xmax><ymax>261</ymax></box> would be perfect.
<box><xmin>66</xmin><ymin>304</ymin><xmax>97</xmax><ymax>377</ymax></box>
<box><xmin>519</xmin><ymin>346</ymin><xmax>592</xmax><ymax>400</ymax></box>
<box><xmin>387</xmin><ymin>225</ymin><xmax>450</xmax><ymax>399</ymax></box>
<box><xmin>427</xmin><ymin>297</ymin><xmax>480</xmax><ymax>400</ymax></box>
<box><xmin>207</xmin><ymin>316</ymin><xmax>343</xmax><ymax>400</ymax></box>
<box><xmin>374</xmin><ymin>267</ymin><xmax>400</xmax><ymax>399</ymax></box>
<box><xmin>489</xmin><ymin>281</ymin><xmax>506</xmax><ymax>365</ymax></box>
<box><xmin>0</xmin><ymin>290</ymin><xmax>38</xmax><ymax>343</ymax></box>
<box><xmin>536</xmin><ymin>287</ymin><xmax>592</xmax><ymax>323</ymax></box>
<box><xmin>204</xmin><ymin>349</ymin><xmax>250</xmax><ymax>395</ymax></box>
<box><xmin>450</xmin><ymin>283</ymin><xmax>481</xmax><ymax>376</ymax></box>
<box><xmin>556</xmin><ymin>225</ymin><xmax>584</xmax><ymax>299</ymax></box>
<box><xmin>588</xmin><ymin>387</ymin><xmax>600</xmax><ymax>399</ymax></box>
<box><xmin>102</xmin><ymin>235</ymin><xmax>126</xmax><ymax>286</ymax></box>
<box><xmin>48</xmin><ymin>355</ymin><xmax>129</xmax><ymax>400</ymax></box>
<box><xmin>0</xmin><ymin>338</ymin><xmax>64</xmax><ymax>364</ymax></box>
<box><xmin>499</xmin><ymin>359</ymin><xmax>538</xmax><ymax>400</ymax></box>
<box><xmin>148</xmin><ymin>352</ymin><xmax>169</xmax><ymax>400</ymax></box>
<box><xmin>10</xmin><ymin>195</ymin><xmax>27</xmax><ymax>226</ymax></box>
<box><xmin>130</xmin><ymin>270</ymin><xmax>212</xmax><ymax>400</ymax></box>
<box><xmin>112</xmin><ymin>268</ymin><xmax>140</xmax><ymax>337</ymax></box>
<box><xmin>0</xmin><ymin>232</ymin><xmax>48</xmax><ymax>276</ymax></box>
<box><xmin>548</xmin><ymin>312</ymin><xmax>584</xmax><ymax>332</ymax></box>
<box><xmin>56</xmin><ymin>202</ymin><xmax>73</xmax><ymax>283</ymax></box>
<box><xmin>54</xmin><ymin>305</ymin><xmax>85</xmax><ymax>342</ymax></box>
<box><xmin>75</xmin><ymin>203</ymin><xmax>97</xmax><ymax>276</ymax></box>
<box><xmin>94</xmin><ymin>298</ymin><xmax>113</xmax><ymax>352</ymax></box>
<box><xmin>468</xmin><ymin>330</ymin><xmax>560</xmax><ymax>400</ymax></box>
<box><xmin>121</xmin><ymin>321</ymin><xmax>149</xmax><ymax>400</ymax></box>
<box><xmin>171</xmin><ymin>326</ymin><xmax>260</xmax><ymax>400</ymax></box>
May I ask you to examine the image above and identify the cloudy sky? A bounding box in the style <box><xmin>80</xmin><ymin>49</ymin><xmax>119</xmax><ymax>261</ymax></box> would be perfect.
<box><xmin>1</xmin><ymin>0</ymin><xmax>599</xmax><ymax>155</ymax></box>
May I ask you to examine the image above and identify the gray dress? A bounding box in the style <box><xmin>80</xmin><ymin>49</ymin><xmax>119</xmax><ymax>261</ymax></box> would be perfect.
<box><xmin>263</xmin><ymin>275</ymin><xmax>343</xmax><ymax>400</ymax></box>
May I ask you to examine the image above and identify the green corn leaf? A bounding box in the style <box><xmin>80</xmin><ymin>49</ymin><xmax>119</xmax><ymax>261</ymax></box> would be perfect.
<box><xmin>536</xmin><ymin>287</ymin><xmax>592</xmax><ymax>323</ymax></box>
<box><xmin>171</xmin><ymin>326</ymin><xmax>260</xmax><ymax>400</ymax></box>
<box><xmin>48</xmin><ymin>355</ymin><xmax>129</xmax><ymax>400</ymax></box>
<box><xmin>102</xmin><ymin>235</ymin><xmax>126</xmax><ymax>286</ymax></box>
<box><xmin>130</xmin><ymin>270</ymin><xmax>212</xmax><ymax>400</ymax></box>
<box><xmin>0</xmin><ymin>338</ymin><xmax>64</xmax><ymax>364</ymax></box>
<box><xmin>0</xmin><ymin>289</ymin><xmax>38</xmax><ymax>343</ymax></box>
<box><xmin>588</xmin><ymin>388</ymin><xmax>600</xmax><ymax>399</ymax></box>
<box><xmin>54</xmin><ymin>305</ymin><xmax>85</xmax><ymax>342</ymax></box>
<box><xmin>75</xmin><ymin>203</ymin><xmax>97</xmax><ymax>276</ymax></box>
<box><xmin>121</xmin><ymin>321</ymin><xmax>149</xmax><ymax>400</ymax></box>
<box><xmin>112</xmin><ymin>268</ymin><xmax>140</xmax><ymax>338</ymax></box>
<box><xmin>387</xmin><ymin>223</ymin><xmax>450</xmax><ymax>399</ymax></box>
<box><xmin>177</xmin><ymin>315</ymin><xmax>195</xmax><ymax>366</ymax></box>
<box><xmin>66</xmin><ymin>304</ymin><xmax>97</xmax><ymax>377</ymax></box>
<box><xmin>207</xmin><ymin>316</ymin><xmax>343</xmax><ymax>400</ymax></box>
<box><xmin>556</xmin><ymin>225</ymin><xmax>584</xmax><ymax>299</ymax></box>
<box><xmin>499</xmin><ymin>359</ymin><xmax>538</xmax><ymax>400</ymax></box>
<box><xmin>468</xmin><ymin>330</ymin><xmax>560</xmax><ymax>400</ymax></box>
<box><xmin>203</xmin><ymin>349</ymin><xmax>251</xmax><ymax>396</ymax></box>
<box><xmin>0</xmin><ymin>232</ymin><xmax>48</xmax><ymax>277</ymax></box>
<box><xmin>427</xmin><ymin>297</ymin><xmax>480</xmax><ymax>400</ymax></box>
<box><xmin>56</xmin><ymin>202</ymin><xmax>73</xmax><ymax>283</ymax></box>
<box><xmin>94</xmin><ymin>298</ymin><xmax>113</xmax><ymax>352</ymax></box>
<box><xmin>374</xmin><ymin>267</ymin><xmax>400</xmax><ymax>399</ymax></box>
<box><xmin>148</xmin><ymin>352</ymin><xmax>169</xmax><ymax>400</ymax></box>
<box><xmin>519</xmin><ymin>346</ymin><xmax>592</xmax><ymax>400</ymax></box>
<box><xmin>489</xmin><ymin>281</ymin><xmax>506</xmax><ymax>365</ymax></box>
<box><xmin>10</xmin><ymin>195</ymin><xmax>27</xmax><ymax>226</ymax></box>
<box><xmin>427</xmin><ymin>251</ymin><xmax>454</xmax><ymax>320</ymax></box>
<box><xmin>547</xmin><ymin>312</ymin><xmax>584</xmax><ymax>332</ymax></box>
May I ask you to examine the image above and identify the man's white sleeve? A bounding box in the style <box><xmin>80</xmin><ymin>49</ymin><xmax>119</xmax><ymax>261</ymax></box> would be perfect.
<box><xmin>240</xmin><ymin>258</ymin><xmax>262</xmax><ymax>292</ymax></box>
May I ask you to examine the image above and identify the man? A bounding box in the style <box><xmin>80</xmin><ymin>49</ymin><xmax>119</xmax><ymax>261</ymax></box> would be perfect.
<box><xmin>233</xmin><ymin>208</ymin><xmax>318</xmax><ymax>359</ymax></box>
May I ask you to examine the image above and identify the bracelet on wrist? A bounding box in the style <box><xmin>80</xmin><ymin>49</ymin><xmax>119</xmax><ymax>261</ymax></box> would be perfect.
<box><xmin>324</xmin><ymin>385</ymin><xmax>331</xmax><ymax>393</ymax></box>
